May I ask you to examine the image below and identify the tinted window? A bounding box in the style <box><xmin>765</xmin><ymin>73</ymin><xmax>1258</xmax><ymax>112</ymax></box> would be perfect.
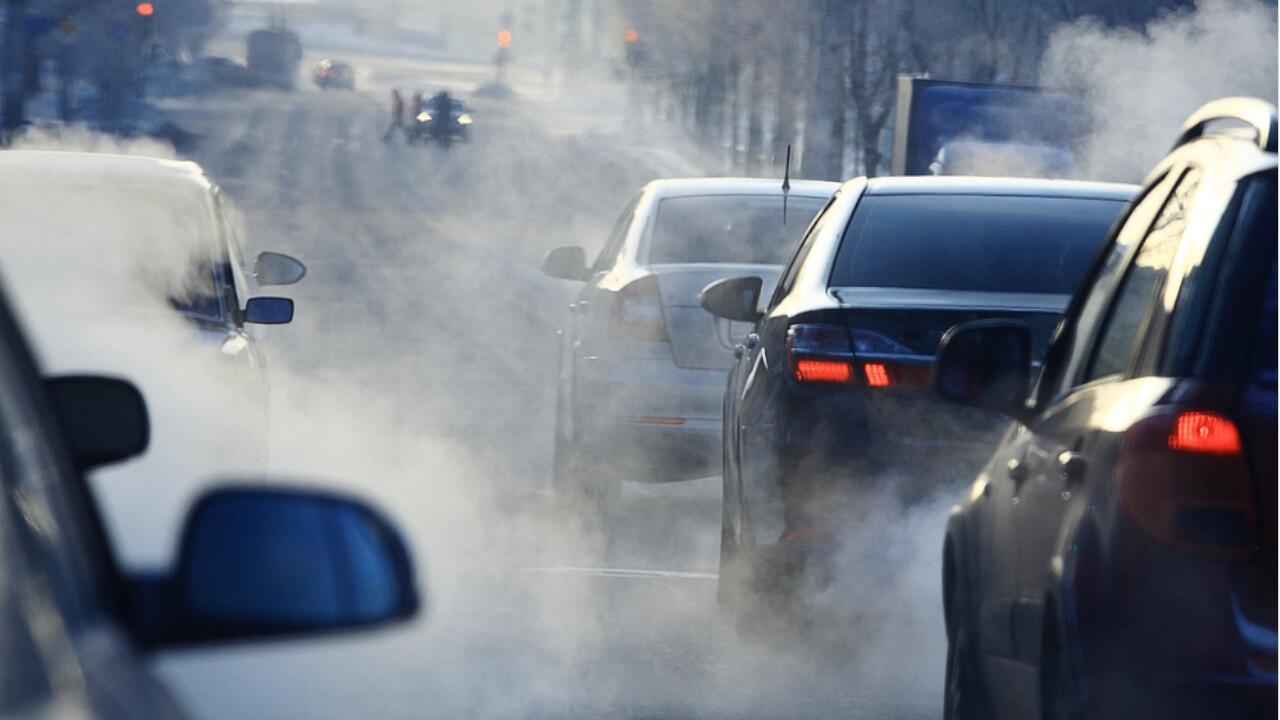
<box><xmin>1086</xmin><ymin>170</ymin><xmax>1199</xmax><ymax>381</ymax></box>
<box><xmin>646</xmin><ymin>195</ymin><xmax>828</xmax><ymax>266</ymax></box>
<box><xmin>829</xmin><ymin>194</ymin><xmax>1125</xmax><ymax>293</ymax></box>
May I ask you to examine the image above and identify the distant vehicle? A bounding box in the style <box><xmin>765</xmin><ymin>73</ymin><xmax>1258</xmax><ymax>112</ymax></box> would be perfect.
<box><xmin>410</xmin><ymin>97</ymin><xmax>472</xmax><ymax>147</ymax></box>
<box><xmin>197</xmin><ymin>56</ymin><xmax>258</xmax><ymax>88</ymax></box>
<box><xmin>0</xmin><ymin>269</ymin><xmax>418</xmax><ymax>718</ymax></box>
<box><xmin>935</xmin><ymin>99</ymin><xmax>1277</xmax><ymax>720</ymax></box>
<box><xmin>0</xmin><ymin>151</ymin><xmax>306</xmax><ymax>474</ymax></box>
<box><xmin>892</xmin><ymin>76</ymin><xmax>1087</xmax><ymax>178</ymax></box>
<box><xmin>542</xmin><ymin>178</ymin><xmax>838</xmax><ymax>503</ymax></box>
<box><xmin>313</xmin><ymin>58</ymin><xmax>355</xmax><ymax>91</ymax></box>
<box><xmin>704</xmin><ymin>176</ymin><xmax>1134</xmax><ymax>626</ymax></box>
<box><xmin>247</xmin><ymin>25</ymin><xmax>302</xmax><ymax>90</ymax></box>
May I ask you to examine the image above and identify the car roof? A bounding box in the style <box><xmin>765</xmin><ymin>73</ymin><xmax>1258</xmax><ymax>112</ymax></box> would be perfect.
<box><xmin>0</xmin><ymin>150</ymin><xmax>213</xmax><ymax>193</ymax></box>
<box><xmin>644</xmin><ymin>177</ymin><xmax>840</xmax><ymax>199</ymax></box>
<box><xmin>861</xmin><ymin>175</ymin><xmax>1137</xmax><ymax>200</ymax></box>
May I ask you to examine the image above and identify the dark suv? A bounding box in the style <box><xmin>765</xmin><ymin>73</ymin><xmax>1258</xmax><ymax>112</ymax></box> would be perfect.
<box><xmin>935</xmin><ymin>97</ymin><xmax>1277</xmax><ymax>720</ymax></box>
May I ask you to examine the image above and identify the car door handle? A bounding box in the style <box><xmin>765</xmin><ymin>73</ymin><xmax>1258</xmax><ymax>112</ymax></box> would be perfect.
<box><xmin>1057</xmin><ymin>451</ymin><xmax>1086</xmax><ymax>484</ymax></box>
<box><xmin>733</xmin><ymin>344</ymin><xmax>745</xmax><ymax>359</ymax></box>
<box><xmin>744</xmin><ymin>333</ymin><xmax>760</xmax><ymax>350</ymax></box>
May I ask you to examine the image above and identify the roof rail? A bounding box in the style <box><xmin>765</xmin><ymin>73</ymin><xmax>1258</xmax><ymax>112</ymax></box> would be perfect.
<box><xmin>1174</xmin><ymin>97</ymin><xmax>1278</xmax><ymax>153</ymax></box>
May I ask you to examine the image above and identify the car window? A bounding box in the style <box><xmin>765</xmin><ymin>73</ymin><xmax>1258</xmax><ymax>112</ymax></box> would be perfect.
<box><xmin>645</xmin><ymin>195</ymin><xmax>828</xmax><ymax>266</ymax></box>
<box><xmin>171</xmin><ymin>261</ymin><xmax>225</xmax><ymax>321</ymax></box>
<box><xmin>1085</xmin><ymin>168</ymin><xmax>1200</xmax><ymax>382</ymax></box>
<box><xmin>591</xmin><ymin>194</ymin><xmax>642</xmax><ymax>273</ymax></box>
<box><xmin>1251</xmin><ymin>253</ymin><xmax>1278</xmax><ymax>390</ymax></box>
<box><xmin>769</xmin><ymin>193</ymin><xmax>839</xmax><ymax>309</ymax></box>
<box><xmin>1037</xmin><ymin>172</ymin><xmax>1175</xmax><ymax>404</ymax></box>
<box><xmin>1161</xmin><ymin>170</ymin><xmax>1276</xmax><ymax>377</ymax></box>
<box><xmin>829</xmin><ymin>194</ymin><xmax>1126</xmax><ymax>294</ymax></box>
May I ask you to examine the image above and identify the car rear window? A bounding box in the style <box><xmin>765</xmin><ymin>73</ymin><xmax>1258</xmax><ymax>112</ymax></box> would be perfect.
<box><xmin>646</xmin><ymin>194</ymin><xmax>828</xmax><ymax>266</ymax></box>
<box><xmin>829</xmin><ymin>194</ymin><xmax>1126</xmax><ymax>294</ymax></box>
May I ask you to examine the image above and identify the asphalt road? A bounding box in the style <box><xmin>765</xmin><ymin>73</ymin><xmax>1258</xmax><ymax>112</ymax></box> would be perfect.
<box><xmin>144</xmin><ymin>44</ymin><xmax>947</xmax><ymax>720</ymax></box>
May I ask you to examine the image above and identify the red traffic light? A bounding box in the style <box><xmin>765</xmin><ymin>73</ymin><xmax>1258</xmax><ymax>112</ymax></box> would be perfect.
<box><xmin>623</xmin><ymin>29</ymin><xmax>639</xmax><ymax>43</ymax></box>
<box><xmin>497</xmin><ymin>29</ymin><xmax>512</xmax><ymax>49</ymax></box>
<box><xmin>135</xmin><ymin>2</ymin><xmax>154</xmax><ymax>16</ymax></box>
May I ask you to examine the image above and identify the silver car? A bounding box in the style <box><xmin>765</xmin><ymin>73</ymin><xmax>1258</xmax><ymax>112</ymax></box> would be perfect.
<box><xmin>543</xmin><ymin>177</ymin><xmax>838</xmax><ymax>500</ymax></box>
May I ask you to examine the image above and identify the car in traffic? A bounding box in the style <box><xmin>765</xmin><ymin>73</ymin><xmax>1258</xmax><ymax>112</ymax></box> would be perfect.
<box><xmin>542</xmin><ymin>178</ymin><xmax>838</xmax><ymax>502</ymax></box>
<box><xmin>0</xmin><ymin>268</ymin><xmax>420</xmax><ymax>718</ymax></box>
<box><xmin>313</xmin><ymin>58</ymin><xmax>355</xmax><ymax>90</ymax></box>
<box><xmin>702</xmin><ymin>176</ymin><xmax>1135</xmax><ymax>620</ymax></box>
<box><xmin>935</xmin><ymin>98</ymin><xmax>1277</xmax><ymax>720</ymax></box>
<box><xmin>0</xmin><ymin>151</ymin><xmax>306</xmax><ymax>484</ymax></box>
<box><xmin>410</xmin><ymin>96</ymin><xmax>473</xmax><ymax>146</ymax></box>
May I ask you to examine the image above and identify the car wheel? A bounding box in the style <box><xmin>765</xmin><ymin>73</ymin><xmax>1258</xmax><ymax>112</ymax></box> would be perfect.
<box><xmin>944</xmin><ymin>597</ymin><xmax>988</xmax><ymax>719</ymax></box>
<box><xmin>552</xmin><ymin>429</ymin><xmax>620</xmax><ymax>509</ymax></box>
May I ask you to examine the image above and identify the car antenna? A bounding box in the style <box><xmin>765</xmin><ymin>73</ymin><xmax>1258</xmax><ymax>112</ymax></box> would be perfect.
<box><xmin>781</xmin><ymin>144</ymin><xmax>792</xmax><ymax>225</ymax></box>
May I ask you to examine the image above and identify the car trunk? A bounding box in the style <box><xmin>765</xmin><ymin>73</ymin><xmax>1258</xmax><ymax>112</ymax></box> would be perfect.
<box><xmin>656</xmin><ymin>265</ymin><xmax>784</xmax><ymax>370</ymax></box>
<box><xmin>830</xmin><ymin>287</ymin><xmax>1068</xmax><ymax>445</ymax></box>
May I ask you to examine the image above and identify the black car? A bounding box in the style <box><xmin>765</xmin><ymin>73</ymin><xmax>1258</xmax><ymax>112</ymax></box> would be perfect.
<box><xmin>701</xmin><ymin>176</ymin><xmax>1135</xmax><ymax>619</ymax></box>
<box><xmin>0</xmin><ymin>278</ymin><xmax>419</xmax><ymax>716</ymax></box>
<box><xmin>935</xmin><ymin>99</ymin><xmax>1277</xmax><ymax>719</ymax></box>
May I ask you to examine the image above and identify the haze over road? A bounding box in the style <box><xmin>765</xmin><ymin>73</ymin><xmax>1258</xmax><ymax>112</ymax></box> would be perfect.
<box><xmin>135</xmin><ymin>34</ymin><xmax>944</xmax><ymax>719</ymax></box>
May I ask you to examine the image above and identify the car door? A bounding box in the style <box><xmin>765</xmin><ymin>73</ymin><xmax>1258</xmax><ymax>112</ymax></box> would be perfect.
<box><xmin>735</xmin><ymin>197</ymin><xmax>835</xmax><ymax>545</ymax></box>
<box><xmin>1011</xmin><ymin>166</ymin><xmax>1205</xmax><ymax>672</ymax></box>
<box><xmin>965</xmin><ymin>169</ymin><xmax>1179</xmax><ymax>710</ymax></box>
<box><xmin>0</xmin><ymin>298</ymin><xmax>184</xmax><ymax>718</ymax></box>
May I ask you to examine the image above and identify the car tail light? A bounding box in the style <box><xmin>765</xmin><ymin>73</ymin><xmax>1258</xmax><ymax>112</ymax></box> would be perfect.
<box><xmin>788</xmin><ymin>324</ymin><xmax>855</xmax><ymax>384</ymax></box>
<box><xmin>860</xmin><ymin>360</ymin><xmax>931</xmax><ymax>389</ymax></box>
<box><xmin>1116</xmin><ymin>408</ymin><xmax>1257</xmax><ymax>558</ymax></box>
<box><xmin>610</xmin><ymin>275</ymin><xmax>668</xmax><ymax>342</ymax></box>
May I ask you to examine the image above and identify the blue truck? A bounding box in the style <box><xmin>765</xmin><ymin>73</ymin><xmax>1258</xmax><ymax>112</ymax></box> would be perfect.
<box><xmin>891</xmin><ymin>75</ymin><xmax>1087</xmax><ymax>178</ymax></box>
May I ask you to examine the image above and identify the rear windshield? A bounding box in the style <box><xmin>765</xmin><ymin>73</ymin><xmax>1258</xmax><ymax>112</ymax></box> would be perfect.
<box><xmin>830</xmin><ymin>194</ymin><xmax>1126</xmax><ymax>294</ymax></box>
<box><xmin>647</xmin><ymin>194</ymin><xmax>828</xmax><ymax>266</ymax></box>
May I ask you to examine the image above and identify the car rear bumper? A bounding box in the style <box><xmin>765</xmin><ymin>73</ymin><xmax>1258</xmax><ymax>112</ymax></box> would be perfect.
<box><xmin>574</xmin><ymin>353</ymin><xmax>726</xmax><ymax>482</ymax></box>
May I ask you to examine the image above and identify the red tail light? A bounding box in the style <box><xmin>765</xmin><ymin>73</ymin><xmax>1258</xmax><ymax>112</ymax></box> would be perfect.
<box><xmin>1117</xmin><ymin>408</ymin><xmax>1257</xmax><ymax>558</ymax></box>
<box><xmin>788</xmin><ymin>324</ymin><xmax>856</xmax><ymax>384</ymax></box>
<box><xmin>795</xmin><ymin>359</ymin><xmax>852</xmax><ymax>383</ymax></box>
<box><xmin>610</xmin><ymin>275</ymin><xmax>668</xmax><ymax>342</ymax></box>
<box><xmin>1168</xmin><ymin>411</ymin><xmax>1242</xmax><ymax>454</ymax></box>
<box><xmin>864</xmin><ymin>362</ymin><xmax>891</xmax><ymax>387</ymax></box>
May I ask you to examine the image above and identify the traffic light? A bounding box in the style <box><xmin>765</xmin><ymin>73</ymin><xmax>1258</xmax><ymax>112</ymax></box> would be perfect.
<box><xmin>497</xmin><ymin>29</ymin><xmax>512</xmax><ymax>49</ymax></box>
<box><xmin>135</xmin><ymin>2</ymin><xmax>154</xmax><ymax>16</ymax></box>
<box><xmin>623</xmin><ymin>28</ymin><xmax>638</xmax><ymax>44</ymax></box>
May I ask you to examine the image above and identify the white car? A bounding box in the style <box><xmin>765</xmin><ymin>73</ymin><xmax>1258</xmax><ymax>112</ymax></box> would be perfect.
<box><xmin>0</xmin><ymin>151</ymin><xmax>305</xmax><ymax>564</ymax></box>
<box><xmin>542</xmin><ymin>177</ymin><xmax>839</xmax><ymax>501</ymax></box>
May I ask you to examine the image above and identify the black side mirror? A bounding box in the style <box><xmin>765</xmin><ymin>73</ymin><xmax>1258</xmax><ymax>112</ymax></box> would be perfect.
<box><xmin>45</xmin><ymin>375</ymin><xmax>149</xmax><ymax>470</ymax></box>
<box><xmin>934</xmin><ymin>320</ymin><xmax>1033</xmax><ymax>422</ymax></box>
<box><xmin>143</xmin><ymin>486</ymin><xmax>419</xmax><ymax>648</ymax></box>
<box><xmin>245</xmin><ymin>296</ymin><xmax>294</xmax><ymax>324</ymax></box>
<box><xmin>541</xmin><ymin>246</ymin><xmax>589</xmax><ymax>281</ymax></box>
<box><xmin>700</xmin><ymin>275</ymin><xmax>764</xmax><ymax>323</ymax></box>
<box><xmin>254</xmin><ymin>251</ymin><xmax>307</xmax><ymax>287</ymax></box>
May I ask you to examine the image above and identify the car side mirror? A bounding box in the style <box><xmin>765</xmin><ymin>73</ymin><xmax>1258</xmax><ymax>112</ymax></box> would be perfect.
<box><xmin>141</xmin><ymin>486</ymin><xmax>419</xmax><ymax>648</ymax></box>
<box><xmin>541</xmin><ymin>246</ymin><xmax>589</xmax><ymax>281</ymax></box>
<box><xmin>254</xmin><ymin>251</ymin><xmax>307</xmax><ymax>287</ymax></box>
<box><xmin>700</xmin><ymin>275</ymin><xmax>764</xmax><ymax>323</ymax></box>
<box><xmin>45</xmin><ymin>375</ymin><xmax>149</xmax><ymax>470</ymax></box>
<box><xmin>245</xmin><ymin>297</ymin><xmax>293</xmax><ymax>324</ymax></box>
<box><xmin>934</xmin><ymin>320</ymin><xmax>1033</xmax><ymax>422</ymax></box>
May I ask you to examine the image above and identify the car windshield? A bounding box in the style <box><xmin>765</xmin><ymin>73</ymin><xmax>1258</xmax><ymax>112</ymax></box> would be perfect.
<box><xmin>646</xmin><ymin>194</ymin><xmax>828</xmax><ymax>265</ymax></box>
<box><xmin>830</xmin><ymin>194</ymin><xmax>1127</xmax><ymax>294</ymax></box>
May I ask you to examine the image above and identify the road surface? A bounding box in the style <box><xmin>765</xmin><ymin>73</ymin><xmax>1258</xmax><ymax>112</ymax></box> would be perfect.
<box><xmin>140</xmin><ymin>37</ymin><xmax>947</xmax><ymax>720</ymax></box>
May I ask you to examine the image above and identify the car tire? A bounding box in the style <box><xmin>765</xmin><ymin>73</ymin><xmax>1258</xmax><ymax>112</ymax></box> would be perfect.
<box><xmin>552</xmin><ymin>428</ymin><xmax>620</xmax><ymax>509</ymax></box>
<box><xmin>944</xmin><ymin>595</ymin><xmax>989</xmax><ymax>720</ymax></box>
